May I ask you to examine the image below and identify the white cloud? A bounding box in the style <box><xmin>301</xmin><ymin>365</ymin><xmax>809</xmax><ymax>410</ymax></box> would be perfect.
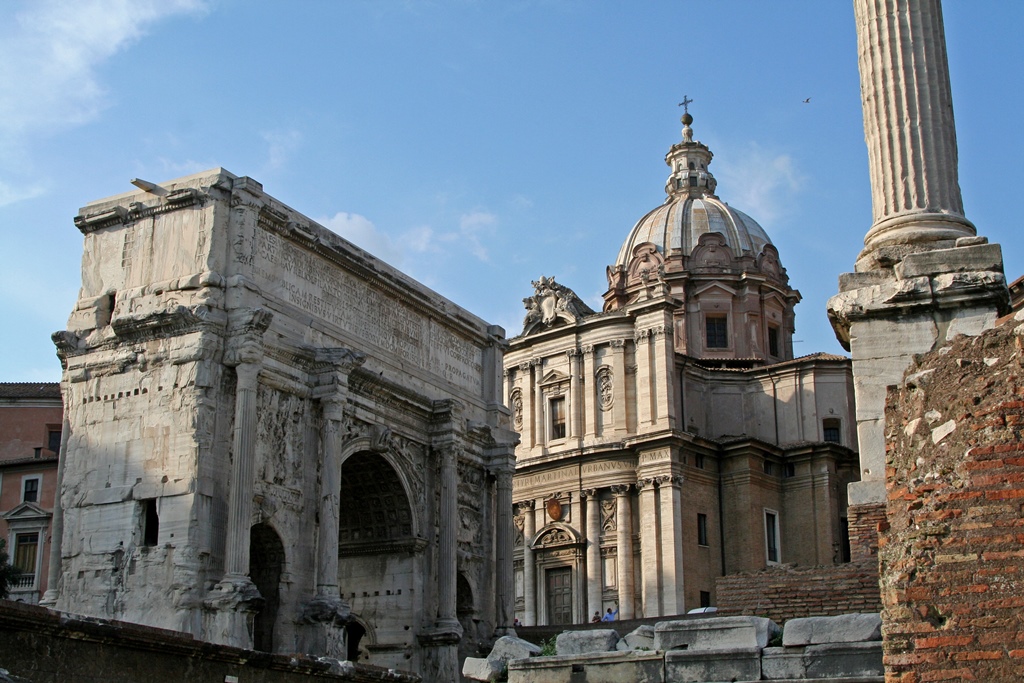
<box><xmin>0</xmin><ymin>0</ymin><xmax>206</xmax><ymax>149</ymax></box>
<box><xmin>0</xmin><ymin>179</ymin><xmax>48</xmax><ymax>208</ymax></box>
<box><xmin>456</xmin><ymin>211</ymin><xmax>498</xmax><ymax>261</ymax></box>
<box><xmin>319</xmin><ymin>212</ymin><xmax>406</xmax><ymax>267</ymax></box>
<box><xmin>714</xmin><ymin>143</ymin><xmax>804</xmax><ymax>226</ymax></box>
<box><xmin>261</xmin><ymin>129</ymin><xmax>303</xmax><ymax>172</ymax></box>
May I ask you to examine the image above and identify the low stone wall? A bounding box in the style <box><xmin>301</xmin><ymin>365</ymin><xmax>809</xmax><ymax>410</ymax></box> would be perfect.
<box><xmin>882</xmin><ymin>320</ymin><xmax>1024</xmax><ymax>681</ymax></box>
<box><xmin>715</xmin><ymin>561</ymin><xmax>882</xmax><ymax>624</ymax></box>
<box><xmin>0</xmin><ymin>601</ymin><xmax>419</xmax><ymax>683</ymax></box>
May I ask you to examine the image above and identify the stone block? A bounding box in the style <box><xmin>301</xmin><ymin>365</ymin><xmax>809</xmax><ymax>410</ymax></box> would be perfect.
<box><xmin>895</xmin><ymin>243</ymin><xmax>1003</xmax><ymax>279</ymax></box>
<box><xmin>804</xmin><ymin>641</ymin><xmax>884</xmax><ymax>678</ymax></box>
<box><xmin>462</xmin><ymin>656</ymin><xmax>503</xmax><ymax>682</ymax></box>
<box><xmin>622</xmin><ymin>624</ymin><xmax>655</xmax><ymax>651</ymax></box>
<box><xmin>487</xmin><ymin>635</ymin><xmax>540</xmax><ymax>670</ymax></box>
<box><xmin>556</xmin><ymin>628</ymin><xmax>620</xmax><ymax>655</ymax></box>
<box><xmin>761</xmin><ymin>646</ymin><xmax>805</xmax><ymax>679</ymax></box>
<box><xmin>507</xmin><ymin>650</ymin><xmax>664</xmax><ymax>683</ymax></box>
<box><xmin>782</xmin><ymin>613</ymin><xmax>882</xmax><ymax>647</ymax></box>
<box><xmin>664</xmin><ymin>647</ymin><xmax>761</xmax><ymax>683</ymax></box>
<box><xmin>653</xmin><ymin>616</ymin><xmax>779</xmax><ymax>651</ymax></box>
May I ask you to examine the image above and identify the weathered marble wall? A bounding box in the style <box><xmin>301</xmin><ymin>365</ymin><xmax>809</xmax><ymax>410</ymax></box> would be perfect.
<box><xmin>51</xmin><ymin>168</ymin><xmax>516</xmax><ymax>682</ymax></box>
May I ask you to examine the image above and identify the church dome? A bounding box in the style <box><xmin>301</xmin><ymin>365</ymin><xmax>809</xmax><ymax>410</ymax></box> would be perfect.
<box><xmin>613</xmin><ymin>195</ymin><xmax>773</xmax><ymax>270</ymax></box>
<box><xmin>612</xmin><ymin>111</ymin><xmax>774</xmax><ymax>270</ymax></box>
<box><xmin>602</xmin><ymin>110</ymin><xmax>792</xmax><ymax>314</ymax></box>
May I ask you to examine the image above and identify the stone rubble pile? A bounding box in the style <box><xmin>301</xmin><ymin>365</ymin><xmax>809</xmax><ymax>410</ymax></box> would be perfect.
<box><xmin>487</xmin><ymin>613</ymin><xmax>883</xmax><ymax>682</ymax></box>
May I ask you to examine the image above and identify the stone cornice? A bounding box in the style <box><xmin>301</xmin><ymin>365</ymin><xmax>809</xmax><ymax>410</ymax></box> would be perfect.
<box><xmin>74</xmin><ymin>188</ymin><xmax>206</xmax><ymax>235</ymax></box>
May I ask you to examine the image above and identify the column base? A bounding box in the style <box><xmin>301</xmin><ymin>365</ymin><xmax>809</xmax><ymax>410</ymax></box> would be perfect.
<box><xmin>39</xmin><ymin>589</ymin><xmax>59</xmax><ymax>607</ymax></box>
<box><xmin>203</xmin><ymin>576</ymin><xmax>264</xmax><ymax>649</ymax></box>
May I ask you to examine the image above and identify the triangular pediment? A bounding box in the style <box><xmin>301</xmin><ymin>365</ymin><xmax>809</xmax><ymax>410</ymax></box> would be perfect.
<box><xmin>2</xmin><ymin>501</ymin><xmax>50</xmax><ymax>522</ymax></box>
<box><xmin>693</xmin><ymin>282</ymin><xmax>738</xmax><ymax>298</ymax></box>
<box><xmin>540</xmin><ymin>369</ymin><xmax>570</xmax><ymax>387</ymax></box>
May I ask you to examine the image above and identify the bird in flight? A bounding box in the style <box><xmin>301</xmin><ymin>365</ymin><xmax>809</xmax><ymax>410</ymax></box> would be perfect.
<box><xmin>802</xmin><ymin>97</ymin><xmax>811</xmax><ymax>104</ymax></box>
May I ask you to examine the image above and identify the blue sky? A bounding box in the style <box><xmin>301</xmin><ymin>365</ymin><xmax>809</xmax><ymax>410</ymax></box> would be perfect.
<box><xmin>1</xmin><ymin>0</ymin><xmax>1021</xmax><ymax>381</ymax></box>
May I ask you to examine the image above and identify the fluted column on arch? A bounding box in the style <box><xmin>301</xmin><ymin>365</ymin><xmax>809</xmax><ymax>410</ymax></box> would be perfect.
<box><xmin>204</xmin><ymin>307</ymin><xmax>272</xmax><ymax>649</ymax></box>
<box><xmin>298</xmin><ymin>347</ymin><xmax>365</xmax><ymax>650</ymax></box>
<box><xmin>493</xmin><ymin>462</ymin><xmax>516</xmax><ymax>635</ymax></box>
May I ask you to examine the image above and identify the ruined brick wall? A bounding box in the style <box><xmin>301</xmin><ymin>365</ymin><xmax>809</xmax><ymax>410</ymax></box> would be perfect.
<box><xmin>882</xmin><ymin>320</ymin><xmax>1024</xmax><ymax>681</ymax></box>
<box><xmin>0</xmin><ymin>601</ymin><xmax>420</xmax><ymax>683</ymax></box>
<box><xmin>848</xmin><ymin>501</ymin><xmax>887</xmax><ymax>562</ymax></box>
<box><xmin>714</xmin><ymin>561</ymin><xmax>881</xmax><ymax>624</ymax></box>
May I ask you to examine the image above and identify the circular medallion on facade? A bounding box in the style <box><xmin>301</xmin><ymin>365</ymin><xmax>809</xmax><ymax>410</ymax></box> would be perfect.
<box><xmin>546</xmin><ymin>498</ymin><xmax>562</xmax><ymax>521</ymax></box>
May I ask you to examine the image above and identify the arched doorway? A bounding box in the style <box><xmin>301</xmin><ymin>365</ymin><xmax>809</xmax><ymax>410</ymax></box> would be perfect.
<box><xmin>338</xmin><ymin>451</ymin><xmax>417</xmax><ymax>670</ymax></box>
<box><xmin>250</xmin><ymin>522</ymin><xmax>285</xmax><ymax>652</ymax></box>
<box><xmin>457</xmin><ymin>573</ymin><xmax>480</xmax><ymax>660</ymax></box>
<box><xmin>345</xmin><ymin>621</ymin><xmax>366</xmax><ymax>662</ymax></box>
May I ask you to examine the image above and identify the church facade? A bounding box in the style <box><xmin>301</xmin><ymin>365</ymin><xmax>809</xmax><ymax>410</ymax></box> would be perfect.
<box><xmin>506</xmin><ymin>115</ymin><xmax>860</xmax><ymax>625</ymax></box>
<box><xmin>48</xmin><ymin>169</ymin><xmax>516</xmax><ymax>681</ymax></box>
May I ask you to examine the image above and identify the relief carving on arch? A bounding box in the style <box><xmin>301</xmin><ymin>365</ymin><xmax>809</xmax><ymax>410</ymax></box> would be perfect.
<box><xmin>596</xmin><ymin>366</ymin><xmax>614</xmax><ymax>412</ymax></box>
<box><xmin>513</xmin><ymin>513</ymin><xmax>525</xmax><ymax>547</ymax></box>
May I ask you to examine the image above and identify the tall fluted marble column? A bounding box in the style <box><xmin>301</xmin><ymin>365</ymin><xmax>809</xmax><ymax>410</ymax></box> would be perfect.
<box><xmin>611</xmin><ymin>484</ymin><xmax>635</xmax><ymax>619</ymax></box>
<box><xmin>829</xmin><ymin>0</ymin><xmax>1006</xmax><ymax>527</ymax></box>
<box><xmin>854</xmin><ymin>0</ymin><xmax>974</xmax><ymax>265</ymax></box>
<box><xmin>583</xmin><ymin>489</ymin><xmax>603</xmax><ymax>619</ymax></box>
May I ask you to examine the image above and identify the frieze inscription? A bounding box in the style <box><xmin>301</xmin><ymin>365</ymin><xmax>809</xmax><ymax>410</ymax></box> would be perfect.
<box><xmin>254</xmin><ymin>229</ymin><xmax>483</xmax><ymax>391</ymax></box>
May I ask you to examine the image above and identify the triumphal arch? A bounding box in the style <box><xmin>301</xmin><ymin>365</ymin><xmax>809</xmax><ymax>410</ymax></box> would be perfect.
<box><xmin>46</xmin><ymin>168</ymin><xmax>516</xmax><ymax>681</ymax></box>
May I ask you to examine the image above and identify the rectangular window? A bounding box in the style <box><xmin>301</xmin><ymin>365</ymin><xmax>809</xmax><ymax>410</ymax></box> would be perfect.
<box><xmin>706</xmin><ymin>316</ymin><xmax>728</xmax><ymax>349</ymax></box>
<box><xmin>694</xmin><ymin>454</ymin><xmax>705</xmax><ymax>470</ymax></box>
<box><xmin>768</xmin><ymin>326</ymin><xmax>780</xmax><ymax>357</ymax></box>
<box><xmin>765</xmin><ymin>510</ymin><xmax>780</xmax><ymax>564</ymax></box>
<box><xmin>784</xmin><ymin>463</ymin><xmax>796</xmax><ymax>478</ymax></box>
<box><xmin>550</xmin><ymin>396</ymin><xmax>566</xmax><ymax>440</ymax></box>
<box><xmin>13</xmin><ymin>532</ymin><xmax>38</xmax><ymax>575</ymax></box>
<box><xmin>47</xmin><ymin>428</ymin><xmax>62</xmax><ymax>455</ymax></box>
<box><xmin>22</xmin><ymin>477</ymin><xmax>39</xmax><ymax>503</ymax></box>
<box><xmin>700</xmin><ymin>591</ymin><xmax>711</xmax><ymax>608</ymax></box>
<box><xmin>823</xmin><ymin>418</ymin><xmax>841</xmax><ymax>444</ymax></box>
<box><xmin>763</xmin><ymin>460</ymin><xmax>775</xmax><ymax>476</ymax></box>
<box><xmin>697</xmin><ymin>513</ymin><xmax>708</xmax><ymax>547</ymax></box>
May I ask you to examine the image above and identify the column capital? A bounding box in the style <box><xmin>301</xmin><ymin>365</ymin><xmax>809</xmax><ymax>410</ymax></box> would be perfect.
<box><xmin>610</xmin><ymin>484</ymin><xmax>632</xmax><ymax>496</ymax></box>
<box><xmin>515</xmin><ymin>499</ymin><xmax>536</xmax><ymax>514</ymax></box>
<box><xmin>225</xmin><ymin>308</ymin><xmax>272</xmax><ymax>367</ymax></box>
<box><xmin>580</xmin><ymin>488</ymin><xmax>600</xmax><ymax>500</ymax></box>
<box><xmin>610</xmin><ymin>339</ymin><xmax>626</xmax><ymax>349</ymax></box>
<box><xmin>635</xmin><ymin>477</ymin><xmax>656</xmax><ymax>491</ymax></box>
<box><xmin>581</xmin><ymin>344</ymin><xmax>595</xmax><ymax>356</ymax></box>
<box><xmin>565</xmin><ymin>347</ymin><xmax>582</xmax><ymax>359</ymax></box>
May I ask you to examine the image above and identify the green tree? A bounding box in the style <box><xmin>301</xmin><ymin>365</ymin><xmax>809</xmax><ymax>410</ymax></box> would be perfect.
<box><xmin>0</xmin><ymin>538</ymin><xmax>20</xmax><ymax>599</ymax></box>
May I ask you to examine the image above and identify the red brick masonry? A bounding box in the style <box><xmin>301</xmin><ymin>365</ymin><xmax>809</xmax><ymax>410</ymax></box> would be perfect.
<box><xmin>882</xmin><ymin>322</ymin><xmax>1024</xmax><ymax>681</ymax></box>
<box><xmin>715</xmin><ymin>560</ymin><xmax>882</xmax><ymax>625</ymax></box>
